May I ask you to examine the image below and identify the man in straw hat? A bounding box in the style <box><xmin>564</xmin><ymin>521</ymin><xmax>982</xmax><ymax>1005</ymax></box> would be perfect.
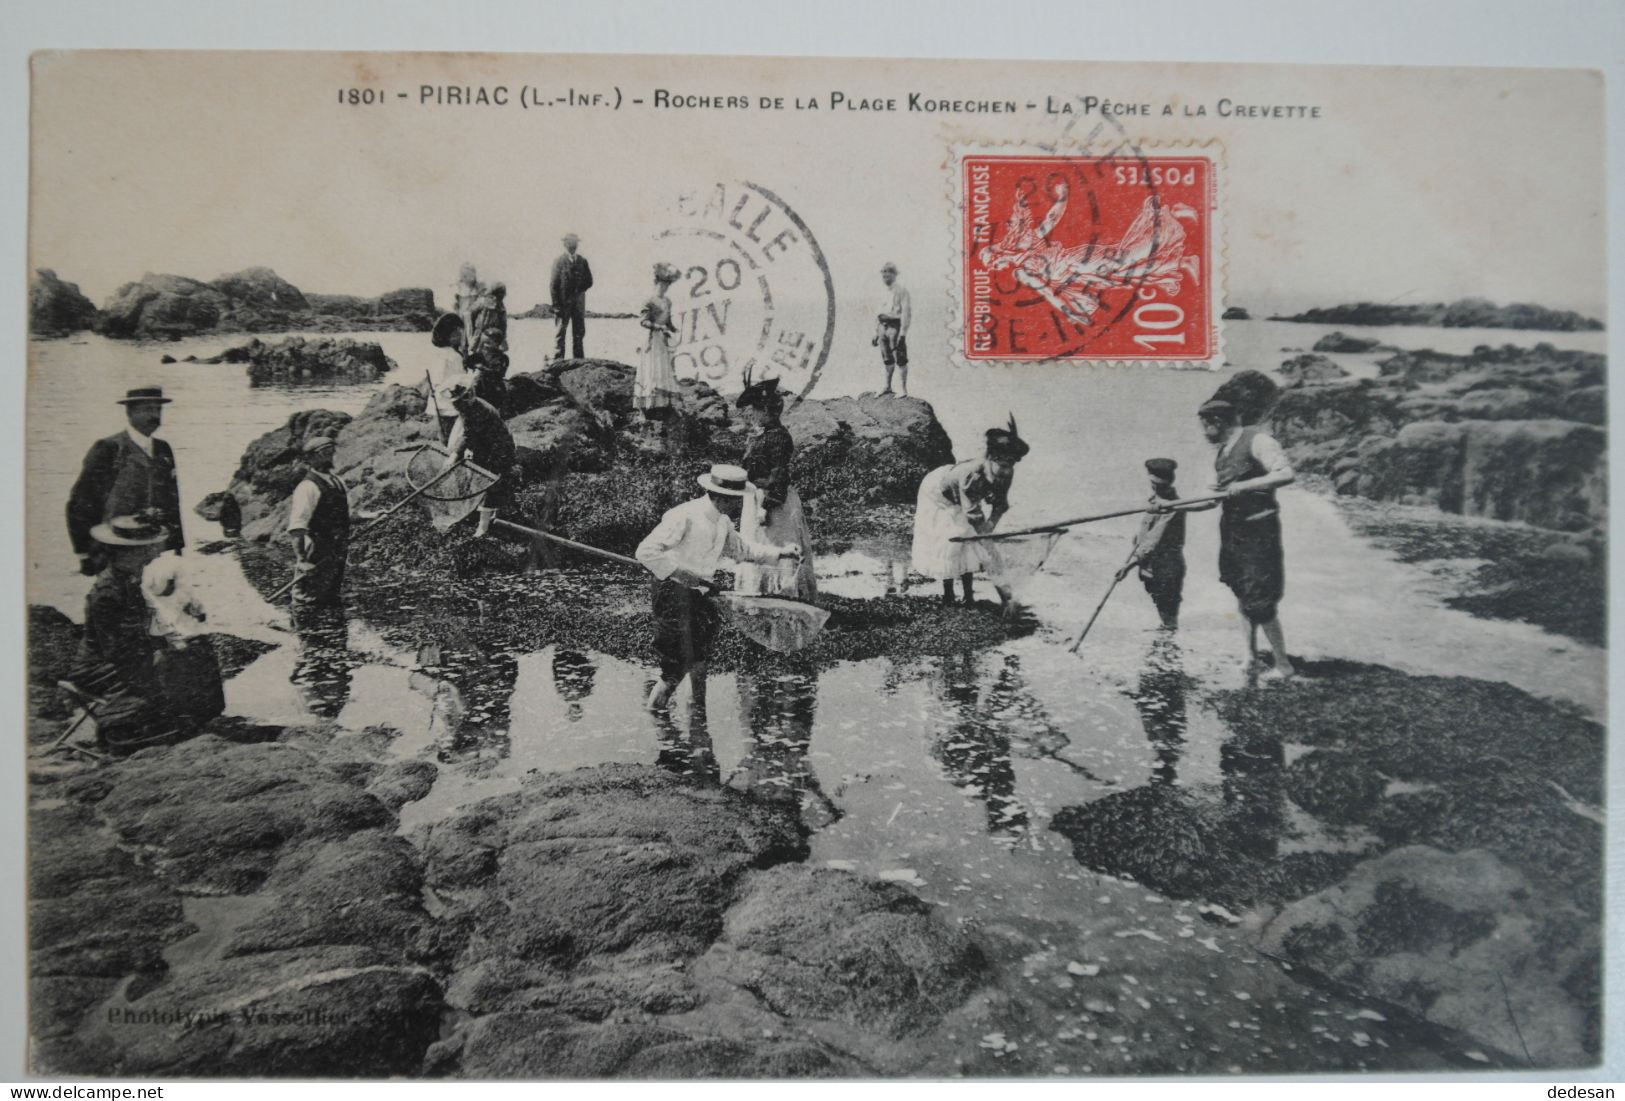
<box><xmin>1123</xmin><ymin>457</ymin><xmax>1188</xmax><ymax>630</ymax></box>
<box><xmin>550</xmin><ymin>233</ymin><xmax>594</xmax><ymax>360</ymax></box>
<box><xmin>287</xmin><ymin>436</ymin><xmax>351</xmax><ymax>609</ymax></box>
<box><xmin>67</xmin><ymin>386</ymin><xmax>184</xmax><ymax>576</ymax></box>
<box><xmin>635</xmin><ymin>463</ymin><xmax>802</xmax><ymax>712</ymax></box>
<box><xmin>872</xmin><ymin>261</ymin><xmax>912</xmax><ymax>396</ymax></box>
<box><xmin>1185</xmin><ymin>399</ymin><xmax>1298</xmax><ymax>680</ymax></box>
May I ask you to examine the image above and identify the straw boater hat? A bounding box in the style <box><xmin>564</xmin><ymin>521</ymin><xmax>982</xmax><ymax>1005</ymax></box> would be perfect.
<box><xmin>90</xmin><ymin>512</ymin><xmax>170</xmax><ymax>547</ymax></box>
<box><xmin>117</xmin><ymin>386</ymin><xmax>171</xmax><ymax>406</ymax></box>
<box><xmin>697</xmin><ymin>464</ymin><xmax>751</xmax><ymax>497</ymax></box>
<box><xmin>430</xmin><ymin>312</ymin><xmax>465</xmax><ymax>348</ymax></box>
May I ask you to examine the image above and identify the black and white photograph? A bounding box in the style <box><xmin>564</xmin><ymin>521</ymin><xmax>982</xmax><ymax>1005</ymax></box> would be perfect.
<box><xmin>15</xmin><ymin>37</ymin><xmax>1616</xmax><ymax>1083</ymax></box>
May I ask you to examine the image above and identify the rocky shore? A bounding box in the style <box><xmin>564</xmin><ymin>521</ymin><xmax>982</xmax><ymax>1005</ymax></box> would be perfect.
<box><xmin>174</xmin><ymin>336</ymin><xmax>398</xmax><ymax>386</ymax></box>
<box><xmin>1270</xmin><ymin>342</ymin><xmax>1605</xmax><ymax>642</ymax></box>
<box><xmin>29</xmin><ymin>267</ymin><xmax>436</xmax><ymax>340</ymax></box>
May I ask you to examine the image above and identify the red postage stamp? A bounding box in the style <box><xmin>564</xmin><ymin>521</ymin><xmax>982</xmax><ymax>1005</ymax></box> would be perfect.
<box><xmin>961</xmin><ymin>153</ymin><xmax>1216</xmax><ymax>362</ymax></box>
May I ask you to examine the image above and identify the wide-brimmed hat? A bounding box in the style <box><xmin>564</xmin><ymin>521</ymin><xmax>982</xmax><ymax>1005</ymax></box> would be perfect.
<box><xmin>302</xmin><ymin>436</ymin><xmax>336</xmax><ymax>455</ymax></box>
<box><xmin>116</xmin><ymin>386</ymin><xmax>171</xmax><ymax>406</ymax></box>
<box><xmin>489</xmin><ymin>282</ymin><xmax>506</xmax><ymax>298</ymax></box>
<box><xmin>697</xmin><ymin>463</ymin><xmax>751</xmax><ymax>497</ymax></box>
<box><xmin>653</xmin><ymin>261</ymin><xmax>681</xmax><ymax>284</ymax></box>
<box><xmin>430</xmin><ymin>312</ymin><xmax>465</xmax><ymax>348</ymax></box>
<box><xmin>984</xmin><ymin>414</ymin><xmax>1031</xmax><ymax>463</ymax></box>
<box><xmin>90</xmin><ymin>512</ymin><xmax>170</xmax><ymax>547</ymax></box>
<box><xmin>735</xmin><ymin>373</ymin><xmax>783</xmax><ymax>412</ymax></box>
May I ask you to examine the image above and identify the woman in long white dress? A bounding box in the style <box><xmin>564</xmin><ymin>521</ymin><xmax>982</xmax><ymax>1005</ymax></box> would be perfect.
<box><xmin>633</xmin><ymin>262</ymin><xmax>681</xmax><ymax>429</ymax></box>
<box><xmin>733</xmin><ymin>374</ymin><xmax>818</xmax><ymax>599</ymax></box>
<box><xmin>912</xmin><ymin>416</ymin><xmax>1030</xmax><ymax>610</ymax></box>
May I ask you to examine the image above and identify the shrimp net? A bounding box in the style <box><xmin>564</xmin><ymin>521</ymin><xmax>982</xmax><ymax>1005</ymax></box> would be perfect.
<box><xmin>979</xmin><ymin>530</ymin><xmax>1066</xmax><ymax>589</ymax></box>
<box><xmin>717</xmin><ymin>593</ymin><xmax>831</xmax><ymax>654</ymax></box>
<box><xmin>404</xmin><ymin>445</ymin><xmax>502</xmax><ymax>531</ymax></box>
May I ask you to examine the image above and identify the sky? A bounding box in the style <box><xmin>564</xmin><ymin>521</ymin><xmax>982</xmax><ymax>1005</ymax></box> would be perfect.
<box><xmin>28</xmin><ymin>50</ymin><xmax>1608</xmax><ymax>320</ymax></box>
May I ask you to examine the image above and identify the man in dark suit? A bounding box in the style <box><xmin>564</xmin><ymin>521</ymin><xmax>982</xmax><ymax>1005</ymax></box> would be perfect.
<box><xmin>550</xmin><ymin>232</ymin><xmax>594</xmax><ymax>360</ymax></box>
<box><xmin>67</xmin><ymin>386</ymin><xmax>185</xmax><ymax>575</ymax></box>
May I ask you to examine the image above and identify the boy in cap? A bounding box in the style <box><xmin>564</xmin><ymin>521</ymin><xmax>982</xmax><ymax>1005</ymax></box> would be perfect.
<box><xmin>1188</xmin><ymin>399</ymin><xmax>1298</xmax><ymax>680</ymax></box>
<box><xmin>1121</xmin><ymin>458</ymin><xmax>1187</xmax><ymax>630</ymax></box>
<box><xmin>635</xmin><ymin>463</ymin><xmax>802</xmax><ymax>711</ymax></box>
<box><xmin>872</xmin><ymin>262</ymin><xmax>912</xmax><ymax>396</ymax></box>
<box><xmin>287</xmin><ymin>436</ymin><xmax>351</xmax><ymax>608</ymax></box>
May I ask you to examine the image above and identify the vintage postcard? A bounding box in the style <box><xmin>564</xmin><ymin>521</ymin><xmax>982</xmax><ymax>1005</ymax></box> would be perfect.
<box><xmin>24</xmin><ymin>51</ymin><xmax>1606</xmax><ymax>1078</ymax></box>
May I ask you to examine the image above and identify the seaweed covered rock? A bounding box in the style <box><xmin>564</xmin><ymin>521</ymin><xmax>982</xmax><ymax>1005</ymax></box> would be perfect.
<box><xmin>782</xmin><ymin>395</ymin><xmax>955</xmax><ymax>503</ymax></box>
<box><xmin>199</xmin><ymin>336</ymin><xmax>396</xmax><ymax>385</ymax></box>
<box><xmin>698</xmin><ymin>865</ymin><xmax>988</xmax><ymax>1037</ymax></box>
<box><xmin>29</xmin><ymin>269</ymin><xmax>99</xmax><ymax>337</ymax></box>
<box><xmin>1277</xmin><ymin>353</ymin><xmax>1348</xmax><ymax>388</ymax></box>
<box><xmin>1260</xmin><ymin>845</ymin><xmax>1598</xmax><ymax>1065</ymax></box>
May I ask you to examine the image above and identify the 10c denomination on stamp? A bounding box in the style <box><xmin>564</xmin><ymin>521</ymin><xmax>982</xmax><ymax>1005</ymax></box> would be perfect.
<box><xmin>961</xmin><ymin>153</ymin><xmax>1217</xmax><ymax>363</ymax></box>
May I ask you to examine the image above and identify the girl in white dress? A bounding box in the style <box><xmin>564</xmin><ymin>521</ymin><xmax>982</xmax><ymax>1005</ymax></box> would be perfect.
<box><xmin>911</xmin><ymin>416</ymin><xmax>1030</xmax><ymax>609</ymax></box>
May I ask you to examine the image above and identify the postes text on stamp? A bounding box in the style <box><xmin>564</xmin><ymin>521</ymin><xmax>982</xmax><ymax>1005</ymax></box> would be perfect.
<box><xmin>961</xmin><ymin>154</ymin><xmax>1216</xmax><ymax>362</ymax></box>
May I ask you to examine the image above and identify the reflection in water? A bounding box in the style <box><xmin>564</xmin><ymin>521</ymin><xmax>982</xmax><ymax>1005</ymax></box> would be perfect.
<box><xmin>728</xmin><ymin>666</ymin><xmax>840</xmax><ymax>830</ymax></box>
<box><xmin>1220</xmin><ymin>730</ymin><xmax>1286</xmax><ymax>861</ymax></box>
<box><xmin>650</xmin><ymin>668</ymin><xmax>719</xmax><ymax>782</ymax></box>
<box><xmin>1128</xmin><ymin>635</ymin><xmax>1190</xmax><ymax>785</ymax></box>
<box><xmin>288</xmin><ymin>607</ymin><xmax>354</xmax><ymax>719</ymax></box>
<box><xmin>552</xmin><ymin>649</ymin><xmax>597</xmax><ymax>723</ymax></box>
<box><xmin>930</xmin><ymin>652</ymin><xmax>1030</xmax><ymax>838</ymax></box>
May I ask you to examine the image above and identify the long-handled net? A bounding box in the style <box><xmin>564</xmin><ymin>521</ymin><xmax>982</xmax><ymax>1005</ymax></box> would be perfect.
<box><xmin>404</xmin><ymin>444</ymin><xmax>501</xmax><ymax>531</ymax></box>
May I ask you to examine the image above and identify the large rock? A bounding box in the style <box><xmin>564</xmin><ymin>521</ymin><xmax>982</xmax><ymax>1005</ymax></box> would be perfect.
<box><xmin>1277</xmin><ymin>299</ymin><xmax>1603</xmax><ymax>332</ymax></box>
<box><xmin>1312</xmin><ymin>330</ymin><xmax>1382</xmax><ymax>353</ymax></box>
<box><xmin>77</xmin><ymin>944</ymin><xmax>443</xmax><ymax>1077</ymax></box>
<box><xmin>99</xmin><ymin>273</ymin><xmax>229</xmax><ymax>339</ymax></box>
<box><xmin>30</xmin><ymin>269</ymin><xmax>99</xmax><ymax>337</ymax></box>
<box><xmin>209</xmin><ymin>267</ymin><xmax>310</xmax><ymax>313</ymax></box>
<box><xmin>697</xmin><ymin>865</ymin><xmax>987</xmax><ymax>1038</ymax></box>
<box><xmin>1277</xmin><ymin>353</ymin><xmax>1349</xmax><ymax>388</ymax></box>
<box><xmin>781</xmin><ymin>394</ymin><xmax>954</xmax><ymax>503</ymax></box>
<box><xmin>1355</xmin><ymin>419</ymin><xmax>1605</xmax><ymax>531</ymax></box>
<box><xmin>69</xmin><ymin>735</ymin><xmax>391</xmax><ymax>894</ymax></box>
<box><xmin>200</xmin><ymin>336</ymin><xmax>396</xmax><ymax>385</ymax></box>
<box><xmin>1259</xmin><ymin>846</ymin><xmax>1598</xmax><ymax>1066</ymax></box>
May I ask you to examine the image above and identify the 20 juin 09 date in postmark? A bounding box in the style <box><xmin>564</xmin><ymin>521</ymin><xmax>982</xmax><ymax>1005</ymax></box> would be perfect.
<box><xmin>961</xmin><ymin>152</ymin><xmax>1218</xmax><ymax>363</ymax></box>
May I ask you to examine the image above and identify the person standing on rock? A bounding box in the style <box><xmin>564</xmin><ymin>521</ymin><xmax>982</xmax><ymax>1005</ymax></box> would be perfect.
<box><xmin>286</xmin><ymin>437</ymin><xmax>351</xmax><ymax>609</ymax></box>
<box><xmin>454</xmin><ymin>262</ymin><xmax>483</xmax><ymax>333</ymax></box>
<box><xmin>733</xmin><ymin>373</ymin><xmax>817</xmax><ymax>600</ymax></box>
<box><xmin>67</xmin><ymin>386</ymin><xmax>185</xmax><ymax>575</ymax></box>
<box><xmin>1184</xmin><ymin>400</ymin><xmax>1298</xmax><ymax>681</ymax></box>
<box><xmin>551</xmin><ymin>233</ymin><xmax>593</xmax><ymax>361</ymax></box>
<box><xmin>633</xmin><ymin>262</ymin><xmax>681</xmax><ymax>432</ymax></box>
<box><xmin>872</xmin><ymin>261</ymin><xmax>911</xmax><ymax>396</ymax></box>
<box><xmin>635</xmin><ymin>464</ymin><xmax>802</xmax><ymax>712</ymax></box>
<box><xmin>911</xmin><ymin>416</ymin><xmax>1029</xmax><ymax>612</ymax></box>
<box><xmin>1123</xmin><ymin>458</ymin><xmax>1187</xmax><ymax>631</ymax></box>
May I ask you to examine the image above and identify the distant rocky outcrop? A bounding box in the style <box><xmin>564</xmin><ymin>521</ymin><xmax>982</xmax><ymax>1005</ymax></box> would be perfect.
<box><xmin>196</xmin><ymin>336</ymin><xmax>396</xmax><ymax>386</ymax></box>
<box><xmin>513</xmin><ymin>302</ymin><xmax>638</xmax><ymax>321</ymax></box>
<box><xmin>1274</xmin><ymin>298</ymin><xmax>1602</xmax><ymax>332</ymax></box>
<box><xmin>1220</xmin><ymin>306</ymin><xmax>1250</xmax><ymax>321</ymax></box>
<box><xmin>1271</xmin><ymin>343</ymin><xmax>1606</xmax><ymax>532</ymax></box>
<box><xmin>81</xmin><ymin>268</ymin><xmax>437</xmax><ymax>340</ymax></box>
<box><xmin>29</xmin><ymin>269</ymin><xmax>99</xmax><ymax>337</ymax></box>
<box><xmin>1311</xmin><ymin>331</ymin><xmax>1386</xmax><ymax>354</ymax></box>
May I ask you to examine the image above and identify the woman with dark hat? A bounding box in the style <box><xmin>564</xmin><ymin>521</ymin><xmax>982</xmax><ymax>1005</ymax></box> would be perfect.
<box><xmin>911</xmin><ymin>415</ymin><xmax>1030</xmax><ymax>610</ymax></box>
<box><xmin>633</xmin><ymin>262</ymin><xmax>682</xmax><ymax>430</ymax></box>
<box><xmin>733</xmin><ymin>371</ymin><xmax>817</xmax><ymax>599</ymax></box>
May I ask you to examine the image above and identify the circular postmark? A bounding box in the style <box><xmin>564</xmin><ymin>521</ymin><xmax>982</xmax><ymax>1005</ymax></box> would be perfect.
<box><xmin>960</xmin><ymin>108</ymin><xmax>1215</xmax><ymax>364</ymax></box>
<box><xmin>654</xmin><ymin>181</ymin><xmax>835</xmax><ymax>407</ymax></box>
